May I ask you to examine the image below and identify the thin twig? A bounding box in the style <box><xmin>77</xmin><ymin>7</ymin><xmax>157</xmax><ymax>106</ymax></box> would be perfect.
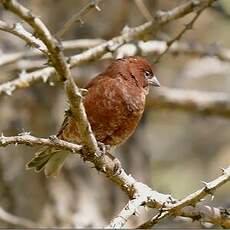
<box><xmin>138</xmin><ymin>165</ymin><xmax>230</xmax><ymax>228</ymax></box>
<box><xmin>0</xmin><ymin>133</ymin><xmax>229</xmax><ymax>228</ymax></box>
<box><xmin>0</xmin><ymin>0</ymin><xmax>218</xmax><ymax>96</ymax></box>
<box><xmin>2</xmin><ymin>0</ymin><xmax>100</xmax><ymax>155</ymax></box>
<box><xmin>0</xmin><ymin>20</ymin><xmax>47</xmax><ymax>53</ymax></box>
<box><xmin>154</xmin><ymin>0</ymin><xmax>212</xmax><ymax>63</ymax></box>
<box><xmin>56</xmin><ymin>0</ymin><xmax>102</xmax><ymax>38</ymax></box>
<box><xmin>134</xmin><ymin>0</ymin><xmax>153</xmax><ymax>21</ymax></box>
<box><xmin>1</xmin><ymin>39</ymin><xmax>230</xmax><ymax>70</ymax></box>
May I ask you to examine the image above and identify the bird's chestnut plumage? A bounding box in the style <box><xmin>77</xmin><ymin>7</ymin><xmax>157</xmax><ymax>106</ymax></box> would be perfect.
<box><xmin>27</xmin><ymin>56</ymin><xmax>160</xmax><ymax>176</ymax></box>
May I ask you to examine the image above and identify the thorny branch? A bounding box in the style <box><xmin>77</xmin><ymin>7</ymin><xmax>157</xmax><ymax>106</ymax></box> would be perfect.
<box><xmin>0</xmin><ymin>20</ymin><xmax>47</xmax><ymax>53</ymax></box>
<box><xmin>0</xmin><ymin>0</ymin><xmax>228</xmax><ymax>228</ymax></box>
<box><xmin>0</xmin><ymin>0</ymin><xmax>218</xmax><ymax>96</ymax></box>
<box><xmin>1</xmin><ymin>0</ymin><xmax>100</xmax><ymax>156</ymax></box>
<box><xmin>0</xmin><ymin>134</ymin><xmax>229</xmax><ymax>228</ymax></box>
<box><xmin>138</xmin><ymin>166</ymin><xmax>230</xmax><ymax>228</ymax></box>
<box><xmin>154</xmin><ymin>0</ymin><xmax>211</xmax><ymax>63</ymax></box>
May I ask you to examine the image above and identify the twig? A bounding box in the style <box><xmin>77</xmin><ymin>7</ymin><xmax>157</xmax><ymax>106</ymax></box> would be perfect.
<box><xmin>2</xmin><ymin>0</ymin><xmax>100</xmax><ymax>155</ymax></box>
<box><xmin>0</xmin><ymin>206</ymin><xmax>37</xmax><ymax>228</ymax></box>
<box><xmin>105</xmin><ymin>183</ymin><xmax>152</xmax><ymax>229</ymax></box>
<box><xmin>0</xmin><ymin>133</ymin><xmax>173</xmax><ymax>208</ymax></box>
<box><xmin>1</xmin><ymin>39</ymin><xmax>230</xmax><ymax>71</ymax></box>
<box><xmin>0</xmin><ymin>20</ymin><xmax>47</xmax><ymax>53</ymax></box>
<box><xmin>0</xmin><ymin>133</ymin><xmax>229</xmax><ymax>228</ymax></box>
<box><xmin>0</xmin><ymin>133</ymin><xmax>82</xmax><ymax>152</ymax></box>
<box><xmin>0</xmin><ymin>0</ymin><xmax>218</xmax><ymax>96</ymax></box>
<box><xmin>56</xmin><ymin>0</ymin><xmax>102</xmax><ymax>38</ymax></box>
<box><xmin>154</xmin><ymin>0</ymin><xmax>211</xmax><ymax>63</ymax></box>
<box><xmin>0</xmin><ymin>39</ymin><xmax>105</xmax><ymax>68</ymax></box>
<box><xmin>138</xmin><ymin>165</ymin><xmax>230</xmax><ymax>228</ymax></box>
<box><xmin>181</xmin><ymin>204</ymin><xmax>230</xmax><ymax>229</ymax></box>
<box><xmin>134</xmin><ymin>0</ymin><xmax>153</xmax><ymax>21</ymax></box>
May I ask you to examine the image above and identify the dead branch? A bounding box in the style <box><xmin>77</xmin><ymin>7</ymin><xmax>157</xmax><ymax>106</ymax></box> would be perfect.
<box><xmin>0</xmin><ymin>133</ymin><xmax>229</xmax><ymax>228</ymax></box>
<box><xmin>0</xmin><ymin>0</ymin><xmax>217</xmax><ymax>96</ymax></box>
<box><xmin>138</xmin><ymin>166</ymin><xmax>230</xmax><ymax>228</ymax></box>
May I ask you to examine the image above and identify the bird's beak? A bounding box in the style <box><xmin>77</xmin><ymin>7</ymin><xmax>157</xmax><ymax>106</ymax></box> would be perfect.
<box><xmin>148</xmin><ymin>75</ymin><xmax>160</xmax><ymax>87</ymax></box>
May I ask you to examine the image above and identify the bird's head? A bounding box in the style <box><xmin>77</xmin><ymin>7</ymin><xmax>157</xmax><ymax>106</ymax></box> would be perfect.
<box><xmin>108</xmin><ymin>56</ymin><xmax>160</xmax><ymax>95</ymax></box>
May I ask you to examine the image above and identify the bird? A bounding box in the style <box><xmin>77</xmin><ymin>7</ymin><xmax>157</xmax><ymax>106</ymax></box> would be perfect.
<box><xmin>26</xmin><ymin>56</ymin><xmax>160</xmax><ymax>176</ymax></box>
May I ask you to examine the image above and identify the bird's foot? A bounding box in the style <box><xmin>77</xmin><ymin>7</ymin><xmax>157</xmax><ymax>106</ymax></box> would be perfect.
<box><xmin>105</xmin><ymin>151</ymin><xmax>122</xmax><ymax>175</ymax></box>
<box><xmin>97</xmin><ymin>142</ymin><xmax>122</xmax><ymax>175</ymax></box>
<box><xmin>112</xmin><ymin>157</ymin><xmax>122</xmax><ymax>175</ymax></box>
<box><xmin>97</xmin><ymin>141</ymin><xmax>110</xmax><ymax>157</ymax></box>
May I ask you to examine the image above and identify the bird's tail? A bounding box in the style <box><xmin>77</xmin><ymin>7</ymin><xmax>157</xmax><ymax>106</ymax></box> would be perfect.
<box><xmin>26</xmin><ymin>146</ymin><xmax>69</xmax><ymax>177</ymax></box>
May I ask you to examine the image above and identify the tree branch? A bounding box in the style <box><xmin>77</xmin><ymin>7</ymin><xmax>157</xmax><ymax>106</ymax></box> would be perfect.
<box><xmin>0</xmin><ymin>20</ymin><xmax>47</xmax><ymax>53</ymax></box>
<box><xmin>56</xmin><ymin>0</ymin><xmax>103</xmax><ymax>37</ymax></box>
<box><xmin>2</xmin><ymin>0</ymin><xmax>100</xmax><ymax>155</ymax></box>
<box><xmin>0</xmin><ymin>0</ymin><xmax>217</xmax><ymax>96</ymax></box>
<box><xmin>0</xmin><ymin>133</ymin><xmax>229</xmax><ymax>228</ymax></box>
<box><xmin>138</xmin><ymin>166</ymin><xmax>230</xmax><ymax>228</ymax></box>
<box><xmin>181</xmin><ymin>204</ymin><xmax>230</xmax><ymax>228</ymax></box>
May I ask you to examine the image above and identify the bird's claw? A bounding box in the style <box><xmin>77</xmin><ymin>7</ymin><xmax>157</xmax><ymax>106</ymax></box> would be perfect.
<box><xmin>112</xmin><ymin>157</ymin><xmax>122</xmax><ymax>175</ymax></box>
<box><xmin>97</xmin><ymin>142</ymin><xmax>110</xmax><ymax>157</ymax></box>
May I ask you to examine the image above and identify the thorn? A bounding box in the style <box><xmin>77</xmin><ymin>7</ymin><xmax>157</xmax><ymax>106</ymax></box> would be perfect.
<box><xmin>134</xmin><ymin>208</ymin><xmax>140</xmax><ymax>216</ymax></box>
<box><xmin>80</xmin><ymin>88</ymin><xmax>88</xmax><ymax>96</ymax></box>
<box><xmin>91</xmin><ymin>0</ymin><xmax>101</xmax><ymax>11</ymax></box>
<box><xmin>19</xmin><ymin>70</ymin><xmax>28</xmax><ymax>81</ymax></box>
<box><xmin>123</xmin><ymin>183</ymin><xmax>129</xmax><ymax>188</ymax></box>
<box><xmin>49</xmin><ymin>135</ymin><xmax>59</xmax><ymax>143</ymax></box>
<box><xmin>102</xmin><ymin>166</ymin><xmax>106</xmax><ymax>172</ymax></box>
<box><xmin>201</xmin><ymin>180</ymin><xmax>209</xmax><ymax>188</ymax></box>
<box><xmin>185</xmin><ymin>22</ymin><xmax>194</xmax><ymax>30</ymax></box>
<box><xmin>79</xmin><ymin>18</ymin><xmax>84</xmax><ymax>25</ymax></box>
<box><xmin>0</xmin><ymin>133</ymin><xmax>6</xmax><ymax>145</ymax></box>
<box><xmin>18</xmin><ymin>130</ymin><xmax>31</xmax><ymax>136</ymax></box>
<box><xmin>220</xmin><ymin>168</ymin><xmax>227</xmax><ymax>175</ymax></box>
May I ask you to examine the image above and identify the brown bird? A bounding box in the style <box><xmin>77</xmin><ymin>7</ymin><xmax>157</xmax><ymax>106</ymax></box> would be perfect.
<box><xmin>27</xmin><ymin>56</ymin><xmax>160</xmax><ymax>176</ymax></box>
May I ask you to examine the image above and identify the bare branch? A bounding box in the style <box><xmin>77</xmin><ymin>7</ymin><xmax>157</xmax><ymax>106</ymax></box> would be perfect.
<box><xmin>154</xmin><ymin>0</ymin><xmax>211</xmax><ymax>63</ymax></box>
<box><xmin>0</xmin><ymin>39</ymin><xmax>105</xmax><ymax>67</ymax></box>
<box><xmin>0</xmin><ymin>0</ymin><xmax>216</xmax><ymax>96</ymax></box>
<box><xmin>56</xmin><ymin>0</ymin><xmax>103</xmax><ymax>37</ymax></box>
<box><xmin>0</xmin><ymin>133</ymin><xmax>82</xmax><ymax>152</ymax></box>
<box><xmin>138</xmin><ymin>166</ymin><xmax>230</xmax><ymax>228</ymax></box>
<box><xmin>0</xmin><ymin>20</ymin><xmax>47</xmax><ymax>53</ymax></box>
<box><xmin>0</xmin><ymin>133</ymin><xmax>229</xmax><ymax>228</ymax></box>
<box><xmin>2</xmin><ymin>0</ymin><xmax>100</xmax><ymax>155</ymax></box>
<box><xmin>134</xmin><ymin>0</ymin><xmax>153</xmax><ymax>21</ymax></box>
<box><xmin>181</xmin><ymin>204</ymin><xmax>230</xmax><ymax>229</ymax></box>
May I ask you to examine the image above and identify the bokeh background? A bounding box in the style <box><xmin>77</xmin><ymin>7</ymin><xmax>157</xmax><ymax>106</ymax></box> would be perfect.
<box><xmin>0</xmin><ymin>0</ymin><xmax>230</xmax><ymax>228</ymax></box>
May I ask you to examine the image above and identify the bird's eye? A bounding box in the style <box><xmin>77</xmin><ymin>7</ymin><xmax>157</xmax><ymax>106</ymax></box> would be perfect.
<box><xmin>144</xmin><ymin>71</ymin><xmax>152</xmax><ymax>79</ymax></box>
